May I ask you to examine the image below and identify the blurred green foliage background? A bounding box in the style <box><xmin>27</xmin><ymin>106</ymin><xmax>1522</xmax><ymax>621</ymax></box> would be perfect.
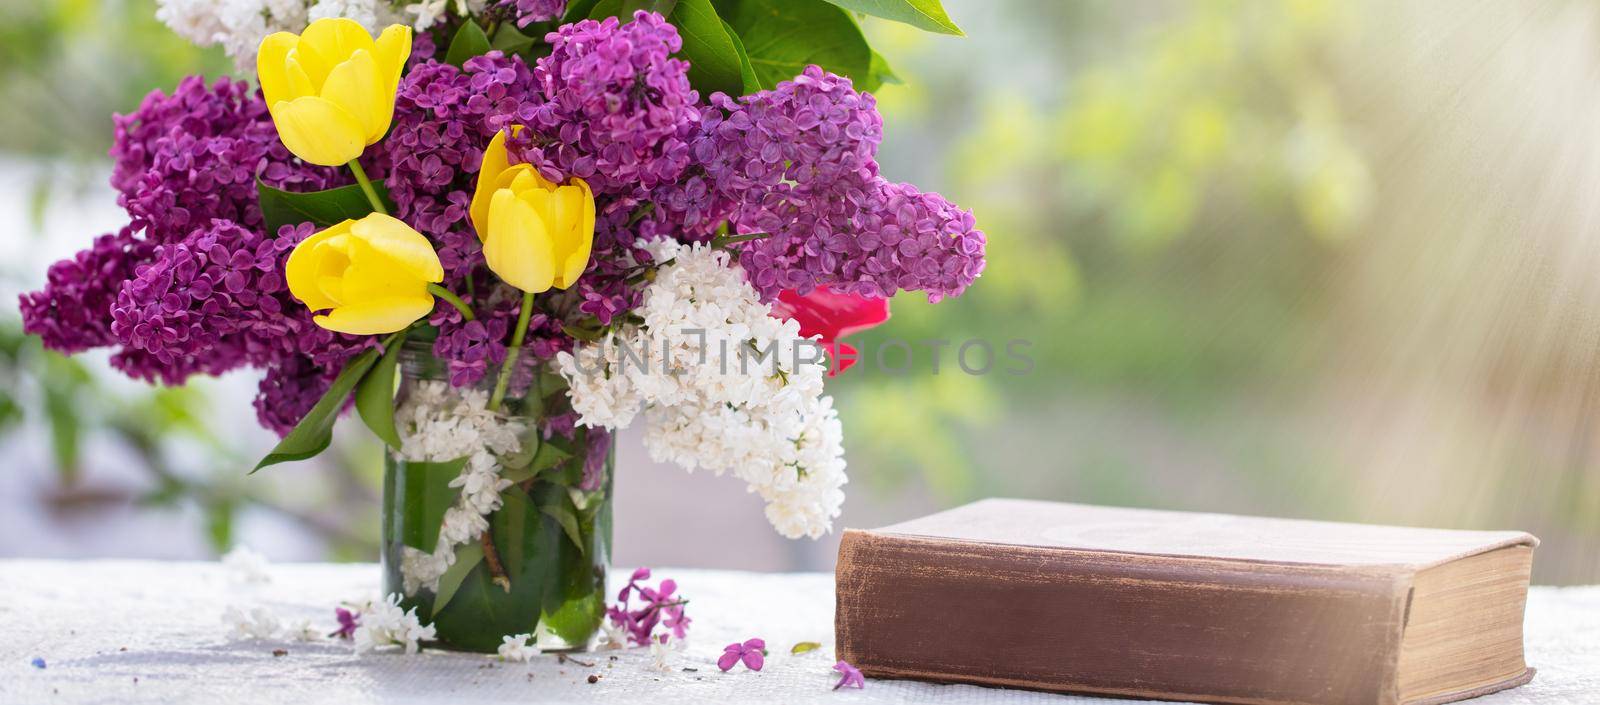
<box><xmin>4</xmin><ymin>0</ymin><xmax>1598</xmax><ymax>582</ymax></box>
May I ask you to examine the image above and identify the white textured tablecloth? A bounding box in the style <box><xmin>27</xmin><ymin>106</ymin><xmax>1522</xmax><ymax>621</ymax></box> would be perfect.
<box><xmin>0</xmin><ymin>561</ymin><xmax>1595</xmax><ymax>704</ymax></box>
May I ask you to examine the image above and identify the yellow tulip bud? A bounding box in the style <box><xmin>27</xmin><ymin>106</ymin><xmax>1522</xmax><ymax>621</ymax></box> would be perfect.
<box><xmin>469</xmin><ymin>127</ymin><xmax>596</xmax><ymax>293</ymax></box>
<box><xmin>257</xmin><ymin>19</ymin><xmax>412</xmax><ymax>166</ymax></box>
<box><xmin>285</xmin><ymin>213</ymin><xmax>444</xmax><ymax>335</ymax></box>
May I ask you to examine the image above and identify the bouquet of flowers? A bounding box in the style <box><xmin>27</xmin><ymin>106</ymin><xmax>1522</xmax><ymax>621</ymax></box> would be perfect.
<box><xmin>20</xmin><ymin>0</ymin><xmax>983</xmax><ymax>652</ymax></box>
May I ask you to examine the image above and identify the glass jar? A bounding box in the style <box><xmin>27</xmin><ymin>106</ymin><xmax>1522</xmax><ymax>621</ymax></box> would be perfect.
<box><xmin>380</xmin><ymin>340</ymin><xmax>612</xmax><ymax>653</ymax></box>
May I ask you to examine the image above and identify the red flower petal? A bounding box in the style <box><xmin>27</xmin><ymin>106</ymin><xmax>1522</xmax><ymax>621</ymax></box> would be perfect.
<box><xmin>771</xmin><ymin>286</ymin><xmax>890</xmax><ymax>377</ymax></box>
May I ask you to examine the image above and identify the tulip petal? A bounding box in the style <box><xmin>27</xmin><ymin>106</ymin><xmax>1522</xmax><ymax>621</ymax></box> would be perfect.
<box><xmin>285</xmin><ymin>221</ymin><xmax>353</xmax><ymax>311</ymax></box>
<box><xmin>270</xmin><ymin>96</ymin><xmax>366</xmax><ymax>166</ymax></box>
<box><xmin>314</xmin><ymin>295</ymin><xmax>435</xmax><ymax>335</ymax></box>
<box><xmin>486</xmin><ymin>189</ymin><xmax>556</xmax><ymax>293</ymax></box>
<box><xmin>257</xmin><ymin>32</ymin><xmax>300</xmax><ymax>107</ymax></box>
<box><xmin>470</xmin><ymin>129</ymin><xmax>515</xmax><ymax>238</ymax></box>
<box><xmin>555</xmin><ymin>178</ymin><xmax>596</xmax><ymax>288</ymax></box>
<box><xmin>339</xmin><ymin>244</ymin><xmax>433</xmax><ymax>320</ymax></box>
<box><xmin>321</xmin><ymin>49</ymin><xmax>389</xmax><ymax>144</ymax></box>
<box><xmin>374</xmin><ymin>25</ymin><xmax>412</xmax><ymax>89</ymax></box>
<box><xmin>300</xmin><ymin>18</ymin><xmax>376</xmax><ymax>69</ymax></box>
<box><xmin>348</xmin><ymin>214</ymin><xmax>444</xmax><ymax>283</ymax></box>
<box><xmin>285</xmin><ymin>58</ymin><xmax>317</xmax><ymax>101</ymax></box>
<box><xmin>289</xmin><ymin>43</ymin><xmax>332</xmax><ymax>91</ymax></box>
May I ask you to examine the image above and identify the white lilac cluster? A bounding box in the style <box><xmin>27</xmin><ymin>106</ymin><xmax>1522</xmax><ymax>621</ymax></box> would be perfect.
<box><xmin>556</xmin><ymin>240</ymin><xmax>848</xmax><ymax>539</ymax></box>
<box><xmin>403</xmin><ymin>0</ymin><xmax>486</xmax><ymax>31</ymax></box>
<box><xmin>155</xmin><ymin>0</ymin><xmax>410</xmax><ymax>70</ymax></box>
<box><xmin>394</xmin><ymin>381</ymin><xmax>525</xmax><ymax>595</ymax></box>
<box><xmin>351</xmin><ymin>594</ymin><xmax>437</xmax><ymax>655</ymax></box>
<box><xmin>222</xmin><ymin>605</ymin><xmax>319</xmax><ymax>642</ymax></box>
<box><xmin>497</xmin><ymin>633</ymin><xmax>540</xmax><ymax>662</ymax></box>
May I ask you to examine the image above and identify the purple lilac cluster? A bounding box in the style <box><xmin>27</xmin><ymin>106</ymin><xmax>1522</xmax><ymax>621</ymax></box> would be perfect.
<box><xmin>489</xmin><ymin>0</ymin><xmax>566</xmax><ymax>27</ymax></box>
<box><xmin>21</xmin><ymin>11</ymin><xmax>987</xmax><ymax>436</ymax></box>
<box><xmin>695</xmin><ymin>65</ymin><xmax>985</xmax><ymax>302</ymax></box>
<box><xmin>112</xmin><ymin>76</ymin><xmax>343</xmax><ymax>243</ymax></box>
<box><xmin>104</xmin><ymin>219</ymin><xmax>372</xmax><ymax>430</ymax></box>
<box><xmin>523</xmin><ymin>14</ymin><xmax>698</xmax><ymax>195</ymax></box>
<box><xmin>19</xmin><ymin>229</ymin><xmax>153</xmax><ymax>353</ymax></box>
<box><xmin>23</xmin><ymin>75</ymin><xmax>366</xmax><ymax>433</ymax></box>
<box><xmin>607</xmin><ymin>568</ymin><xmax>689</xmax><ymax>646</ymax></box>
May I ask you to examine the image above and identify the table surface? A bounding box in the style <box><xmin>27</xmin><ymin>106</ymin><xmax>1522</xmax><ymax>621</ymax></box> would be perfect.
<box><xmin>1</xmin><ymin>560</ymin><xmax>1596</xmax><ymax>705</ymax></box>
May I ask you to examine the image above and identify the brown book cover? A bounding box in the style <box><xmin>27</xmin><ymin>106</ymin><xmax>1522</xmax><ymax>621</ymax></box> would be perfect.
<box><xmin>835</xmin><ymin>499</ymin><xmax>1538</xmax><ymax>705</ymax></box>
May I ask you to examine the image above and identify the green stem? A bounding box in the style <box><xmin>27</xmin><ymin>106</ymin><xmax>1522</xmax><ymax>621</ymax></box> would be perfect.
<box><xmin>626</xmin><ymin>202</ymin><xmax>656</xmax><ymax>227</ymax></box>
<box><xmin>427</xmin><ymin>284</ymin><xmax>475</xmax><ymax>321</ymax></box>
<box><xmin>711</xmin><ymin>231</ymin><xmax>772</xmax><ymax>248</ymax></box>
<box><xmin>488</xmin><ymin>291</ymin><xmax>536</xmax><ymax>411</ymax></box>
<box><xmin>347</xmin><ymin>159</ymin><xmax>387</xmax><ymax>215</ymax></box>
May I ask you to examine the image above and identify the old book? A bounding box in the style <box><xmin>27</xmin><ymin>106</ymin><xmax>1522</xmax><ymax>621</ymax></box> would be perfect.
<box><xmin>835</xmin><ymin>499</ymin><xmax>1538</xmax><ymax>705</ymax></box>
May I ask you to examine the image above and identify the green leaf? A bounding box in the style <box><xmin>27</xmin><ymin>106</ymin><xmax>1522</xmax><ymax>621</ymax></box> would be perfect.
<box><xmin>627</xmin><ymin>0</ymin><xmax>681</xmax><ymax>15</ymax></box>
<box><xmin>538</xmin><ymin>431</ymin><xmax>586</xmax><ymax>486</ymax></box>
<box><xmin>497</xmin><ymin>488</ymin><xmax>532</xmax><ymax>579</ymax></box>
<box><xmin>818</xmin><ymin>0</ymin><xmax>962</xmax><ymax>35</ymax></box>
<box><xmin>257</xmin><ymin>180</ymin><xmax>393</xmax><ymax>236</ymax></box>
<box><xmin>431</xmin><ymin>489</ymin><xmax>553</xmax><ymax>651</ymax></box>
<box><xmin>355</xmin><ymin>329</ymin><xmax>409</xmax><ymax>449</ymax></box>
<box><xmin>561</xmin><ymin>323</ymin><xmax>605</xmax><ymax>342</ymax></box>
<box><xmin>252</xmin><ymin>344</ymin><xmax>385</xmax><ymax>472</ymax></box>
<box><xmin>432</xmin><ymin>541</ymin><xmax>483</xmax><ymax>614</ymax></box>
<box><xmin>490</xmin><ymin>24</ymin><xmax>537</xmax><ymax>55</ymax></box>
<box><xmin>399</xmin><ymin>457</ymin><xmax>468</xmax><ymax>552</ymax></box>
<box><xmin>791</xmin><ymin>641</ymin><xmax>822</xmax><ymax>654</ymax></box>
<box><xmin>869</xmin><ymin>48</ymin><xmax>901</xmax><ymax>86</ymax></box>
<box><xmin>530</xmin><ymin>482</ymin><xmax>604</xmax><ymax>643</ymax></box>
<box><xmin>540</xmin><ymin>496</ymin><xmax>586</xmax><ymax>555</ymax></box>
<box><xmin>501</xmin><ymin>437</ymin><xmax>572</xmax><ymax>483</ymax></box>
<box><xmin>713</xmin><ymin>0</ymin><xmax>873</xmax><ymax>91</ymax></box>
<box><xmin>563</xmin><ymin>0</ymin><xmax>602</xmax><ymax>21</ymax></box>
<box><xmin>723</xmin><ymin>18</ymin><xmax>763</xmax><ymax>93</ymax></box>
<box><xmin>589</xmin><ymin>0</ymin><xmax>679</xmax><ymax>19</ymax></box>
<box><xmin>666</xmin><ymin>0</ymin><xmax>745</xmax><ymax>96</ymax></box>
<box><xmin>588</xmin><ymin>0</ymin><xmax>679</xmax><ymax>20</ymax></box>
<box><xmin>445</xmin><ymin>19</ymin><xmax>493</xmax><ymax>68</ymax></box>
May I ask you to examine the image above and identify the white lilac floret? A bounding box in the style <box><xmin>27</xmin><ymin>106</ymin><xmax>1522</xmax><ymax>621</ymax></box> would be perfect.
<box><xmin>351</xmin><ymin>594</ymin><xmax>437</xmax><ymax>655</ymax></box>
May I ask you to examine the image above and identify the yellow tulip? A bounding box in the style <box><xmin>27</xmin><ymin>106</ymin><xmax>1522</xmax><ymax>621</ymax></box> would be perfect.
<box><xmin>285</xmin><ymin>213</ymin><xmax>444</xmax><ymax>335</ymax></box>
<box><xmin>257</xmin><ymin>18</ymin><xmax>411</xmax><ymax>166</ymax></box>
<box><xmin>469</xmin><ymin>127</ymin><xmax>596</xmax><ymax>293</ymax></box>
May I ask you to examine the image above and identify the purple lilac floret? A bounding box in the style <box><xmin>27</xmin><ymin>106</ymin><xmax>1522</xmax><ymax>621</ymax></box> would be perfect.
<box><xmin>833</xmin><ymin>660</ymin><xmax>866</xmax><ymax>690</ymax></box>
<box><xmin>607</xmin><ymin>568</ymin><xmax>690</xmax><ymax>646</ymax></box>
<box><xmin>718</xmin><ymin>638</ymin><xmax>766</xmax><ymax>672</ymax></box>
<box><xmin>332</xmin><ymin>606</ymin><xmax>360</xmax><ymax>639</ymax></box>
<box><xmin>490</xmin><ymin>0</ymin><xmax>566</xmax><ymax>27</ymax></box>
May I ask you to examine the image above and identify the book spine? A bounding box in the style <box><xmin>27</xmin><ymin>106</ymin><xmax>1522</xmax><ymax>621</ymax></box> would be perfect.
<box><xmin>836</xmin><ymin>531</ymin><xmax>1413</xmax><ymax>705</ymax></box>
